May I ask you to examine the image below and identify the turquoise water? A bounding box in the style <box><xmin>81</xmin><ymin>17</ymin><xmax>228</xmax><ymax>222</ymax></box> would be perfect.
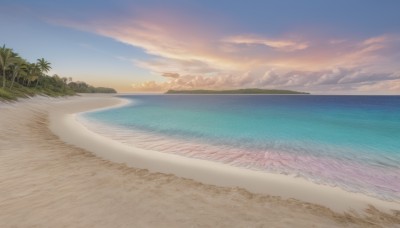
<box><xmin>80</xmin><ymin>95</ymin><xmax>400</xmax><ymax>201</ymax></box>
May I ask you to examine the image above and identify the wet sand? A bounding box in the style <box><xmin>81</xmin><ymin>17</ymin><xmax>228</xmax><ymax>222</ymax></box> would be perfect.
<box><xmin>1</xmin><ymin>95</ymin><xmax>399</xmax><ymax>227</ymax></box>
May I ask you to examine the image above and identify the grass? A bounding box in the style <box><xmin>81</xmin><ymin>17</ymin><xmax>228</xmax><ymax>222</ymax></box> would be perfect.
<box><xmin>0</xmin><ymin>88</ymin><xmax>17</xmax><ymax>101</ymax></box>
<box><xmin>0</xmin><ymin>82</ymin><xmax>76</xmax><ymax>102</ymax></box>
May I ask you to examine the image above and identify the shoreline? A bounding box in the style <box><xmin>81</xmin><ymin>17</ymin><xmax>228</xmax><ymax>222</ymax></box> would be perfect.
<box><xmin>1</xmin><ymin>94</ymin><xmax>399</xmax><ymax>227</ymax></box>
<box><xmin>50</xmin><ymin>95</ymin><xmax>400</xmax><ymax>213</ymax></box>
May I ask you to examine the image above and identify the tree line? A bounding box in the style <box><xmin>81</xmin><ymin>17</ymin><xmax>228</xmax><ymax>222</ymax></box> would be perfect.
<box><xmin>0</xmin><ymin>45</ymin><xmax>116</xmax><ymax>100</ymax></box>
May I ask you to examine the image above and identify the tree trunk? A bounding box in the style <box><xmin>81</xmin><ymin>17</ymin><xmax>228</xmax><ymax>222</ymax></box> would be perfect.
<box><xmin>10</xmin><ymin>73</ymin><xmax>17</xmax><ymax>89</ymax></box>
<box><xmin>2</xmin><ymin>69</ymin><xmax>5</xmax><ymax>88</ymax></box>
<box><xmin>10</xmin><ymin>76</ymin><xmax>15</xmax><ymax>89</ymax></box>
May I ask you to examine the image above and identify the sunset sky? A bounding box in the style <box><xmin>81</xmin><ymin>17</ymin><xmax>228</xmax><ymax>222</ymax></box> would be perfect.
<box><xmin>1</xmin><ymin>0</ymin><xmax>400</xmax><ymax>94</ymax></box>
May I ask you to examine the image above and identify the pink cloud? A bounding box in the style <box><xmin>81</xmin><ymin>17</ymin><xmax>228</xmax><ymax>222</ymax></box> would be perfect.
<box><xmin>223</xmin><ymin>35</ymin><xmax>308</xmax><ymax>51</ymax></box>
<box><xmin>53</xmin><ymin>13</ymin><xmax>400</xmax><ymax>93</ymax></box>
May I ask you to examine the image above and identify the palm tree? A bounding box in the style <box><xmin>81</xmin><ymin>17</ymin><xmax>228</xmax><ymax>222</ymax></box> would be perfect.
<box><xmin>25</xmin><ymin>63</ymin><xmax>40</xmax><ymax>87</ymax></box>
<box><xmin>36</xmin><ymin>58</ymin><xmax>51</xmax><ymax>88</ymax></box>
<box><xmin>0</xmin><ymin>45</ymin><xmax>15</xmax><ymax>88</ymax></box>
<box><xmin>61</xmin><ymin>77</ymin><xmax>68</xmax><ymax>91</ymax></box>
<box><xmin>9</xmin><ymin>60</ymin><xmax>28</xmax><ymax>89</ymax></box>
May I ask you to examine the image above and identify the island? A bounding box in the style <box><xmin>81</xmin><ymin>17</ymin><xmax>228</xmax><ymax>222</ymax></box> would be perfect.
<box><xmin>165</xmin><ymin>88</ymin><xmax>309</xmax><ymax>94</ymax></box>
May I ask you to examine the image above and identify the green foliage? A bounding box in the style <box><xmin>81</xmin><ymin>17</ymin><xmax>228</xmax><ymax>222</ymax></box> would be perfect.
<box><xmin>89</xmin><ymin>87</ymin><xmax>117</xmax><ymax>93</ymax></box>
<box><xmin>166</xmin><ymin>88</ymin><xmax>310</xmax><ymax>94</ymax></box>
<box><xmin>0</xmin><ymin>44</ymin><xmax>117</xmax><ymax>101</ymax></box>
<box><xmin>0</xmin><ymin>80</ymin><xmax>76</xmax><ymax>101</ymax></box>
<box><xmin>0</xmin><ymin>45</ymin><xmax>16</xmax><ymax>88</ymax></box>
<box><xmin>0</xmin><ymin>88</ymin><xmax>16</xmax><ymax>100</ymax></box>
<box><xmin>68</xmin><ymin>81</ymin><xmax>117</xmax><ymax>93</ymax></box>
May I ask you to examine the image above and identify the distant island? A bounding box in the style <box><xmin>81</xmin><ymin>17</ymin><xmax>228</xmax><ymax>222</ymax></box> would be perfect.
<box><xmin>166</xmin><ymin>88</ymin><xmax>309</xmax><ymax>95</ymax></box>
<box><xmin>0</xmin><ymin>44</ymin><xmax>116</xmax><ymax>101</ymax></box>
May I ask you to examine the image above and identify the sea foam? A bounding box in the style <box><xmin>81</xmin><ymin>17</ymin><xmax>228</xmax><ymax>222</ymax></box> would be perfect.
<box><xmin>78</xmin><ymin>95</ymin><xmax>400</xmax><ymax>202</ymax></box>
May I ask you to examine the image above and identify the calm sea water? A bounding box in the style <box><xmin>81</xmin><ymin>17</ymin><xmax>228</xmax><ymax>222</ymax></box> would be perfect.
<box><xmin>79</xmin><ymin>95</ymin><xmax>400</xmax><ymax>201</ymax></box>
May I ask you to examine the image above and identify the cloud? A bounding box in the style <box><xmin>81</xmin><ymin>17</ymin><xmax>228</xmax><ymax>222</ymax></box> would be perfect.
<box><xmin>131</xmin><ymin>81</ymin><xmax>169</xmax><ymax>92</ymax></box>
<box><xmin>54</xmin><ymin>13</ymin><xmax>400</xmax><ymax>94</ymax></box>
<box><xmin>135</xmin><ymin>58</ymin><xmax>221</xmax><ymax>76</ymax></box>
<box><xmin>130</xmin><ymin>69</ymin><xmax>400</xmax><ymax>93</ymax></box>
<box><xmin>162</xmin><ymin>72</ymin><xmax>180</xmax><ymax>78</ymax></box>
<box><xmin>357</xmin><ymin>78</ymin><xmax>400</xmax><ymax>94</ymax></box>
<box><xmin>363</xmin><ymin>36</ymin><xmax>388</xmax><ymax>45</ymax></box>
<box><xmin>223</xmin><ymin>35</ymin><xmax>308</xmax><ymax>51</ymax></box>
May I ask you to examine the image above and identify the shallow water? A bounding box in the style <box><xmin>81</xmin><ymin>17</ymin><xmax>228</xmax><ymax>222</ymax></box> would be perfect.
<box><xmin>79</xmin><ymin>95</ymin><xmax>400</xmax><ymax>201</ymax></box>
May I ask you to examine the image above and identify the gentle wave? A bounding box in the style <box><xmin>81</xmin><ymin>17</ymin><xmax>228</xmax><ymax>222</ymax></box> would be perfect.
<box><xmin>78</xmin><ymin>113</ymin><xmax>400</xmax><ymax>202</ymax></box>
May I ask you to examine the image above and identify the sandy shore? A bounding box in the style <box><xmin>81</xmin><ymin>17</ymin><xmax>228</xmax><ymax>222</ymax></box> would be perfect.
<box><xmin>1</xmin><ymin>95</ymin><xmax>399</xmax><ymax>227</ymax></box>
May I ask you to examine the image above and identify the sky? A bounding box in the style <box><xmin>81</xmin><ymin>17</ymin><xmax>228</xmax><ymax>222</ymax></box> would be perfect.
<box><xmin>1</xmin><ymin>0</ymin><xmax>400</xmax><ymax>94</ymax></box>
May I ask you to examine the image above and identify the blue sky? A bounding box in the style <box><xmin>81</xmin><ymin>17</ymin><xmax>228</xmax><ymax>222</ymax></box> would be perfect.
<box><xmin>1</xmin><ymin>0</ymin><xmax>400</xmax><ymax>93</ymax></box>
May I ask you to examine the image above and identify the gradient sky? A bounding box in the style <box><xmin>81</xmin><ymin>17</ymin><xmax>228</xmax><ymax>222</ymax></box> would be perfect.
<box><xmin>1</xmin><ymin>0</ymin><xmax>400</xmax><ymax>94</ymax></box>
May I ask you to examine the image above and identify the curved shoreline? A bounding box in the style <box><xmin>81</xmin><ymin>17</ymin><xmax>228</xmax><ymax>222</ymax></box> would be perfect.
<box><xmin>2</xmin><ymin>94</ymin><xmax>400</xmax><ymax>226</ymax></box>
<box><xmin>49</xmin><ymin>96</ymin><xmax>400</xmax><ymax>213</ymax></box>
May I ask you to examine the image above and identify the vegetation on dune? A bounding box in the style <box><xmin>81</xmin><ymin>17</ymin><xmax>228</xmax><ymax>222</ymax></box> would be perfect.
<box><xmin>68</xmin><ymin>81</ymin><xmax>117</xmax><ymax>93</ymax></box>
<box><xmin>0</xmin><ymin>45</ymin><xmax>116</xmax><ymax>101</ymax></box>
<box><xmin>166</xmin><ymin>88</ymin><xmax>310</xmax><ymax>94</ymax></box>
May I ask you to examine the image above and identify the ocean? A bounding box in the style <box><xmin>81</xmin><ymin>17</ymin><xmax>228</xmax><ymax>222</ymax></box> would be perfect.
<box><xmin>78</xmin><ymin>95</ymin><xmax>400</xmax><ymax>201</ymax></box>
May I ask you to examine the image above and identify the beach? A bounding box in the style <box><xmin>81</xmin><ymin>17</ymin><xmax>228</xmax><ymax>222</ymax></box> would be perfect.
<box><xmin>1</xmin><ymin>94</ymin><xmax>399</xmax><ymax>227</ymax></box>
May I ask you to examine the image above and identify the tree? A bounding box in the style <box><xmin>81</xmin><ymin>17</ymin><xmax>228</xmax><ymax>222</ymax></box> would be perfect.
<box><xmin>25</xmin><ymin>63</ymin><xmax>40</xmax><ymax>87</ymax></box>
<box><xmin>61</xmin><ymin>77</ymin><xmax>68</xmax><ymax>90</ymax></box>
<box><xmin>0</xmin><ymin>45</ymin><xmax>15</xmax><ymax>88</ymax></box>
<box><xmin>9</xmin><ymin>60</ymin><xmax>28</xmax><ymax>89</ymax></box>
<box><xmin>0</xmin><ymin>44</ymin><xmax>116</xmax><ymax>101</ymax></box>
<box><xmin>36</xmin><ymin>58</ymin><xmax>52</xmax><ymax>88</ymax></box>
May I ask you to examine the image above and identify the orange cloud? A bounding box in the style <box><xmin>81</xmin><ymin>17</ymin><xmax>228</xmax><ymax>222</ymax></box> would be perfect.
<box><xmin>357</xmin><ymin>78</ymin><xmax>400</xmax><ymax>94</ymax></box>
<box><xmin>162</xmin><ymin>72</ymin><xmax>180</xmax><ymax>78</ymax></box>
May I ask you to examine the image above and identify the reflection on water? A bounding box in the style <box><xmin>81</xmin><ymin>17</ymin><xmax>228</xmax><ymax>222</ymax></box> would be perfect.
<box><xmin>79</xmin><ymin>95</ymin><xmax>400</xmax><ymax>201</ymax></box>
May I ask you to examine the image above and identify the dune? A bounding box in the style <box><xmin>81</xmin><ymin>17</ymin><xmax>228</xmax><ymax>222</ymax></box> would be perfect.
<box><xmin>0</xmin><ymin>94</ymin><xmax>399</xmax><ymax>227</ymax></box>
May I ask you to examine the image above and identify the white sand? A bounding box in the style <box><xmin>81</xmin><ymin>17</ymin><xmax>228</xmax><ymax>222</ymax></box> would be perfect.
<box><xmin>1</xmin><ymin>94</ymin><xmax>399</xmax><ymax>227</ymax></box>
